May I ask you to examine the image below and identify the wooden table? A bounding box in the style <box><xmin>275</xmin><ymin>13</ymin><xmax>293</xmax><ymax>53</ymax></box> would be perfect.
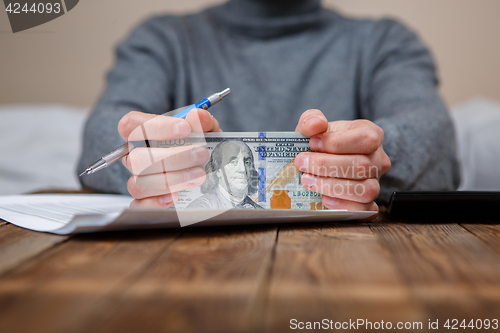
<box><xmin>1</xmin><ymin>211</ymin><xmax>499</xmax><ymax>333</ymax></box>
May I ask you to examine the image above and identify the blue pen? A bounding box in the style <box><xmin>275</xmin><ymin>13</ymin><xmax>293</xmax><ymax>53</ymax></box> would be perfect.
<box><xmin>174</xmin><ymin>87</ymin><xmax>230</xmax><ymax>119</ymax></box>
<box><xmin>79</xmin><ymin>88</ymin><xmax>231</xmax><ymax>176</ymax></box>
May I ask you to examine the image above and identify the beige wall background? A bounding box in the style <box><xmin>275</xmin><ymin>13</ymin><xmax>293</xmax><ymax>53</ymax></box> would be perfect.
<box><xmin>1</xmin><ymin>0</ymin><xmax>499</xmax><ymax>107</ymax></box>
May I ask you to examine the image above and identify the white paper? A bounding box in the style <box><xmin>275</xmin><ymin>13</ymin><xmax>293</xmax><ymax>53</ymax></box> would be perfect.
<box><xmin>0</xmin><ymin>194</ymin><xmax>377</xmax><ymax>235</ymax></box>
<box><xmin>0</xmin><ymin>194</ymin><xmax>133</xmax><ymax>232</ymax></box>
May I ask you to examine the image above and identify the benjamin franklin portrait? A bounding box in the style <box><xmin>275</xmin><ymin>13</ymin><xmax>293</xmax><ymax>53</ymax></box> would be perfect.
<box><xmin>187</xmin><ymin>140</ymin><xmax>263</xmax><ymax>209</ymax></box>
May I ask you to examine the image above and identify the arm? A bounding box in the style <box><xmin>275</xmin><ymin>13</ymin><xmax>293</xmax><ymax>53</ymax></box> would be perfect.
<box><xmin>361</xmin><ymin>19</ymin><xmax>460</xmax><ymax>203</ymax></box>
<box><xmin>294</xmin><ymin>19</ymin><xmax>460</xmax><ymax>219</ymax></box>
<box><xmin>77</xmin><ymin>17</ymin><xmax>177</xmax><ymax>194</ymax></box>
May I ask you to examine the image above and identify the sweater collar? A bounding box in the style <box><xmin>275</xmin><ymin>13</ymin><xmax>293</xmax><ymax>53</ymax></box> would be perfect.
<box><xmin>211</xmin><ymin>0</ymin><xmax>328</xmax><ymax>38</ymax></box>
<box><xmin>223</xmin><ymin>0</ymin><xmax>322</xmax><ymax>18</ymax></box>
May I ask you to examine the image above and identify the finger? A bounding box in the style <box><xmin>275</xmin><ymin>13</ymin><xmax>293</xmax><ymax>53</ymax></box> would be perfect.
<box><xmin>322</xmin><ymin>196</ymin><xmax>378</xmax><ymax>211</ymax></box>
<box><xmin>309</xmin><ymin>124</ymin><xmax>383</xmax><ymax>155</ymax></box>
<box><xmin>123</xmin><ymin>145</ymin><xmax>209</xmax><ymax>175</ymax></box>
<box><xmin>127</xmin><ymin>167</ymin><xmax>206</xmax><ymax>199</ymax></box>
<box><xmin>118</xmin><ymin>111</ymin><xmax>192</xmax><ymax>142</ymax></box>
<box><xmin>118</xmin><ymin>111</ymin><xmax>156</xmax><ymax>140</ymax></box>
<box><xmin>186</xmin><ymin>109</ymin><xmax>223</xmax><ymax>133</ymax></box>
<box><xmin>295</xmin><ymin>109</ymin><xmax>329</xmax><ymax>137</ymax></box>
<box><xmin>322</xmin><ymin>196</ymin><xmax>379</xmax><ymax>220</ymax></box>
<box><xmin>300</xmin><ymin>173</ymin><xmax>380</xmax><ymax>204</ymax></box>
<box><xmin>294</xmin><ymin>149</ymin><xmax>389</xmax><ymax>180</ymax></box>
<box><xmin>130</xmin><ymin>192</ymin><xmax>179</xmax><ymax>209</ymax></box>
<box><xmin>212</xmin><ymin>116</ymin><xmax>222</xmax><ymax>132</ymax></box>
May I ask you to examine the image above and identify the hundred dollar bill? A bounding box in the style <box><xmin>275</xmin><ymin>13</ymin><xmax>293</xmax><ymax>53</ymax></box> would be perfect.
<box><xmin>154</xmin><ymin>132</ymin><xmax>326</xmax><ymax>210</ymax></box>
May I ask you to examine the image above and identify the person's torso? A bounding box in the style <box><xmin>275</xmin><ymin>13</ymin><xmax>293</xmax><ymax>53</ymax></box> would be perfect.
<box><xmin>156</xmin><ymin>2</ymin><xmax>375</xmax><ymax>131</ymax></box>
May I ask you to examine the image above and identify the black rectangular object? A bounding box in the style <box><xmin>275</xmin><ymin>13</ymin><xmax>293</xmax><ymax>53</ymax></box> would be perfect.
<box><xmin>387</xmin><ymin>191</ymin><xmax>500</xmax><ymax>221</ymax></box>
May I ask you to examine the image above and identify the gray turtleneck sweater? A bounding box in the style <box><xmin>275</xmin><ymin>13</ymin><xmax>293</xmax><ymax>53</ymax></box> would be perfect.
<box><xmin>78</xmin><ymin>0</ymin><xmax>460</xmax><ymax>203</ymax></box>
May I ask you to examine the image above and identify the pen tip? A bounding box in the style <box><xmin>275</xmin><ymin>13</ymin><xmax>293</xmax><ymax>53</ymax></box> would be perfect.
<box><xmin>79</xmin><ymin>168</ymin><xmax>90</xmax><ymax>177</ymax></box>
<box><xmin>219</xmin><ymin>88</ymin><xmax>231</xmax><ymax>98</ymax></box>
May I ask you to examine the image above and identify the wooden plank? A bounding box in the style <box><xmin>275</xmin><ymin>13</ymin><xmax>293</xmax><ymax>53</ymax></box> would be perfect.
<box><xmin>264</xmin><ymin>219</ymin><xmax>425</xmax><ymax>332</ymax></box>
<box><xmin>92</xmin><ymin>225</ymin><xmax>278</xmax><ymax>333</ymax></box>
<box><xmin>461</xmin><ymin>223</ymin><xmax>500</xmax><ymax>253</ymax></box>
<box><xmin>0</xmin><ymin>222</ymin><xmax>68</xmax><ymax>276</ymax></box>
<box><xmin>371</xmin><ymin>221</ymin><xmax>500</xmax><ymax>324</ymax></box>
<box><xmin>0</xmin><ymin>188</ymin><xmax>96</xmax><ymax>274</ymax></box>
<box><xmin>0</xmin><ymin>229</ymin><xmax>181</xmax><ymax>333</ymax></box>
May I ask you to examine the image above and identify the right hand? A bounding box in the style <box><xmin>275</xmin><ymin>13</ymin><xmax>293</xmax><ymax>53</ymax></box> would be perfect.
<box><xmin>117</xmin><ymin>109</ymin><xmax>222</xmax><ymax>208</ymax></box>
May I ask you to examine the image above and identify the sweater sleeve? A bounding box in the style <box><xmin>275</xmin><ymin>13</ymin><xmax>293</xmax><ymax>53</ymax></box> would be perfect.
<box><xmin>77</xmin><ymin>17</ymin><xmax>177</xmax><ymax>194</ymax></box>
<box><xmin>360</xmin><ymin>19</ymin><xmax>460</xmax><ymax>203</ymax></box>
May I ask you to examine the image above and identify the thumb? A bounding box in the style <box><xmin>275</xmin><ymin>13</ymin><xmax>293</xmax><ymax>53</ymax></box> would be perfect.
<box><xmin>295</xmin><ymin>109</ymin><xmax>329</xmax><ymax>137</ymax></box>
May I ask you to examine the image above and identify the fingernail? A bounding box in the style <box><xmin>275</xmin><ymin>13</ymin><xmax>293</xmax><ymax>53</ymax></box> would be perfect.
<box><xmin>301</xmin><ymin>173</ymin><xmax>317</xmax><ymax>187</ymax></box>
<box><xmin>191</xmin><ymin>147</ymin><xmax>208</xmax><ymax>164</ymax></box>
<box><xmin>158</xmin><ymin>194</ymin><xmax>174</xmax><ymax>206</ymax></box>
<box><xmin>295</xmin><ymin>153</ymin><xmax>310</xmax><ymax>172</ymax></box>
<box><xmin>173</xmin><ymin>121</ymin><xmax>190</xmax><ymax>136</ymax></box>
<box><xmin>185</xmin><ymin>168</ymin><xmax>205</xmax><ymax>185</ymax></box>
<box><xmin>323</xmin><ymin>196</ymin><xmax>339</xmax><ymax>207</ymax></box>
<box><xmin>309</xmin><ymin>137</ymin><xmax>322</xmax><ymax>151</ymax></box>
<box><xmin>304</xmin><ymin>115</ymin><xmax>325</xmax><ymax>125</ymax></box>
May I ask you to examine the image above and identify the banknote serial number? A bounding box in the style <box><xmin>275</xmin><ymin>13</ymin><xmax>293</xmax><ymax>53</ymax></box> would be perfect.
<box><xmin>291</xmin><ymin>191</ymin><xmax>321</xmax><ymax>197</ymax></box>
<box><xmin>5</xmin><ymin>2</ymin><xmax>62</xmax><ymax>14</ymax></box>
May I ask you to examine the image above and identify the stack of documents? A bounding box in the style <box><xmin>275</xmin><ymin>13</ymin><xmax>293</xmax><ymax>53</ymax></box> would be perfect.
<box><xmin>0</xmin><ymin>194</ymin><xmax>376</xmax><ymax>235</ymax></box>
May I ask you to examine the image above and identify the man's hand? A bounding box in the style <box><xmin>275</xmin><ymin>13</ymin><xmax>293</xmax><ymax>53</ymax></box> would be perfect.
<box><xmin>294</xmin><ymin>109</ymin><xmax>391</xmax><ymax>219</ymax></box>
<box><xmin>117</xmin><ymin>109</ymin><xmax>221</xmax><ymax>208</ymax></box>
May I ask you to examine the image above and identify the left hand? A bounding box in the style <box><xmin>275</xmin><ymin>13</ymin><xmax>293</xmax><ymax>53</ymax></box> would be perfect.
<box><xmin>294</xmin><ymin>109</ymin><xmax>391</xmax><ymax>219</ymax></box>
